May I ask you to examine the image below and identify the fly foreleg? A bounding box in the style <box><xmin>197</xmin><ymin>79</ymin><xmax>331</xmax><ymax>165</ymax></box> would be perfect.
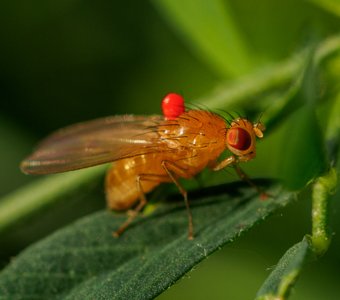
<box><xmin>212</xmin><ymin>156</ymin><xmax>236</xmax><ymax>171</ymax></box>
<box><xmin>212</xmin><ymin>155</ymin><xmax>268</xmax><ymax>200</ymax></box>
<box><xmin>161</xmin><ymin>160</ymin><xmax>194</xmax><ymax>240</ymax></box>
<box><xmin>233</xmin><ymin>164</ymin><xmax>268</xmax><ymax>199</ymax></box>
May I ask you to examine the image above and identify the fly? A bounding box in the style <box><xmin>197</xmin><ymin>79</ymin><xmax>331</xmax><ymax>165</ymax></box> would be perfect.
<box><xmin>21</xmin><ymin>93</ymin><xmax>265</xmax><ymax>240</ymax></box>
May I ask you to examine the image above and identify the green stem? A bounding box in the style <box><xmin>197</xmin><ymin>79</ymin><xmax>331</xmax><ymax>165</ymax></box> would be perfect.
<box><xmin>201</xmin><ymin>35</ymin><xmax>340</xmax><ymax>109</ymax></box>
<box><xmin>310</xmin><ymin>168</ymin><xmax>338</xmax><ymax>256</ymax></box>
<box><xmin>0</xmin><ymin>165</ymin><xmax>107</xmax><ymax>234</ymax></box>
<box><xmin>310</xmin><ymin>86</ymin><xmax>340</xmax><ymax>256</ymax></box>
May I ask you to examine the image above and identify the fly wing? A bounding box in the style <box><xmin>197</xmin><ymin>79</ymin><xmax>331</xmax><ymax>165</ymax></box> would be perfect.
<box><xmin>21</xmin><ymin>115</ymin><xmax>168</xmax><ymax>174</ymax></box>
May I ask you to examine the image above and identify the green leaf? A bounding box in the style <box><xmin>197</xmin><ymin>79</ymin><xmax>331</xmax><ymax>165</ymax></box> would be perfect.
<box><xmin>325</xmin><ymin>91</ymin><xmax>340</xmax><ymax>162</ymax></box>
<box><xmin>0</xmin><ymin>180</ymin><xmax>294</xmax><ymax>299</ymax></box>
<box><xmin>256</xmin><ymin>237</ymin><xmax>312</xmax><ymax>300</ymax></box>
<box><xmin>276</xmin><ymin>50</ymin><xmax>328</xmax><ymax>190</ymax></box>
<box><xmin>152</xmin><ymin>0</ymin><xmax>252</xmax><ymax>77</ymax></box>
<box><xmin>308</xmin><ymin>0</ymin><xmax>340</xmax><ymax>17</ymax></box>
<box><xmin>278</xmin><ymin>106</ymin><xmax>327</xmax><ymax>190</ymax></box>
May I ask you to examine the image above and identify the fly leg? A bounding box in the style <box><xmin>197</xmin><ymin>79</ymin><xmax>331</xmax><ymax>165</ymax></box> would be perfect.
<box><xmin>212</xmin><ymin>155</ymin><xmax>268</xmax><ymax>200</ymax></box>
<box><xmin>161</xmin><ymin>160</ymin><xmax>194</xmax><ymax>240</ymax></box>
<box><xmin>113</xmin><ymin>174</ymin><xmax>169</xmax><ymax>237</ymax></box>
<box><xmin>212</xmin><ymin>156</ymin><xmax>236</xmax><ymax>171</ymax></box>
<box><xmin>233</xmin><ymin>164</ymin><xmax>268</xmax><ymax>200</ymax></box>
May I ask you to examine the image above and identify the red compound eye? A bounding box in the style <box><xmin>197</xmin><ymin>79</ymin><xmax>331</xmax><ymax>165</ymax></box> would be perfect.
<box><xmin>161</xmin><ymin>93</ymin><xmax>185</xmax><ymax>120</ymax></box>
<box><xmin>227</xmin><ymin>127</ymin><xmax>251</xmax><ymax>151</ymax></box>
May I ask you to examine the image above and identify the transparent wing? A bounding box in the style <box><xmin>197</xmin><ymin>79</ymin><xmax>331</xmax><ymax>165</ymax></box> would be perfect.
<box><xmin>21</xmin><ymin>115</ymin><xmax>168</xmax><ymax>174</ymax></box>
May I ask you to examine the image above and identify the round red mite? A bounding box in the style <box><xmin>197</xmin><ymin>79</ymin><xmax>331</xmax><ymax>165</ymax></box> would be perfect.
<box><xmin>161</xmin><ymin>93</ymin><xmax>185</xmax><ymax>120</ymax></box>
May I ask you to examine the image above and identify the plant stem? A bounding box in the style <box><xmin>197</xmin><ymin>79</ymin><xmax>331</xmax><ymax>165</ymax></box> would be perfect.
<box><xmin>201</xmin><ymin>35</ymin><xmax>340</xmax><ymax>109</ymax></box>
<box><xmin>0</xmin><ymin>165</ymin><xmax>107</xmax><ymax>234</ymax></box>
<box><xmin>310</xmin><ymin>168</ymin><xmax>338</xmax><ymax>256</ymax></box>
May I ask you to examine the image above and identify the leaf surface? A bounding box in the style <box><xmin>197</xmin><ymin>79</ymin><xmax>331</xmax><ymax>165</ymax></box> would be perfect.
<box><xmin>0</xmin><ymin>180</ymin><xmax>294</xmax><ymax>300</ymax></box>
<box><xmin>256</xmin><ymin>237</ymin><xmax>312</xmax><ymax>300</ymax></box>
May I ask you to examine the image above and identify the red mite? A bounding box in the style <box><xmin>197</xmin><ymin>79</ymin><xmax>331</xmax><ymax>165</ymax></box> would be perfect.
<box><xmin>161</xmin><ymin>93</ymin><xmax>185</xmax><ymax>120</ymax></box>
<box><xmin>21</xmin><ymin>93</ymin><xmax>265</xmax><ymax>240</ymax></box>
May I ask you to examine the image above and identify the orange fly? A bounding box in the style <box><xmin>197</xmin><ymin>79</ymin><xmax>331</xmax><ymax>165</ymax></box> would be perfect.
<box><xmin>20</xmin><ymin>93</ymin><xmax>265</xmax><ymax>240</ymax></box>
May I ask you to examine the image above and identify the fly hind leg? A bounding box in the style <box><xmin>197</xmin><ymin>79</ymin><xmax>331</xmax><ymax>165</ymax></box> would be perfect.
<box><xmin>114</xmin><ymin>162</ymin><xmax>195</xmax><ymax>240</ymax></box>
<box><xmin>161</xmin><ymin>160</ymin><xmax>194</xmax><ymax>240</ymax></box>
<box><xmin>113</xmin><ymin>174</ymin><xmax>169</xmax><ymax>237</ymax></box>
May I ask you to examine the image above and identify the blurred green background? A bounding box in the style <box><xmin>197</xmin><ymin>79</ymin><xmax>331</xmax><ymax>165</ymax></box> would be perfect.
<box><xmin>1</xmin><ymin>0</ymin><xmax>340</xmax><ymax>299</ymax></box>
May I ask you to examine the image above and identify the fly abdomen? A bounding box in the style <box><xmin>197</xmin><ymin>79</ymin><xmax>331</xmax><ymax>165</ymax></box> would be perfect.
<box><xmin>105</xmin><ymin>154</ymin><xmax>166</xmax><ymax>210</ymax></box>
